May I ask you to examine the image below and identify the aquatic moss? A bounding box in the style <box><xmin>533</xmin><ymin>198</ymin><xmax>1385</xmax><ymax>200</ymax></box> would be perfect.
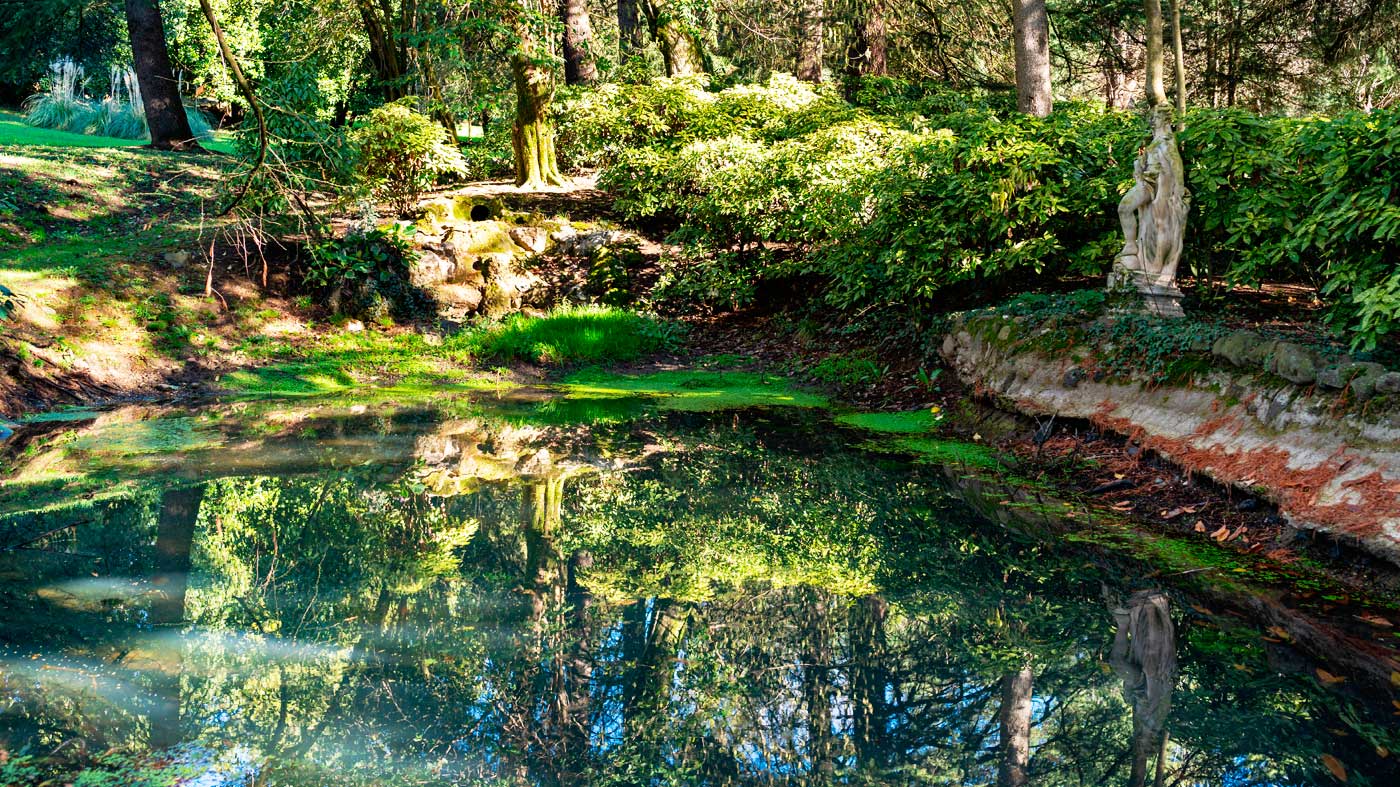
<box><xmin>561</xmin><ymin>368</ymin><xmax>828</xmax><ymax>411</ymax></box>
<box><xmin>836</xmin><ymin>409</ymin><xmax>944</xmax><ymax>434</ymax></box>
<box><xmin>863</xmin><ymin>436</ymin><xmax>1003</xmax><ymax>469</ymax></box>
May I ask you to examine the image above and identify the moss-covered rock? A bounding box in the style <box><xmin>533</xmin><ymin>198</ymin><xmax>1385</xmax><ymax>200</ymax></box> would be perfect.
<box><xmin>1317</xmin><ymin>361</ymin><xmax>1384</xmax><ymax>390</ymax></box>
<box><xmin>1265</xmin><ymin>341</ymin><xmax>1320</xmax><ymax>384</ymax></box>
<box><xmin>1212</xmin><ymin>330</ymin><xmax>1268</xmax><ymax>368</ymax></box>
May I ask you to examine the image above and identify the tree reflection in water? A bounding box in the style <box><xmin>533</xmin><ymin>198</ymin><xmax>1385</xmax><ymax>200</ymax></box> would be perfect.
<box><xmin>0</xmin><ymin>399</ymin><xmax>1397</xmax><ymax>786</ymax></box>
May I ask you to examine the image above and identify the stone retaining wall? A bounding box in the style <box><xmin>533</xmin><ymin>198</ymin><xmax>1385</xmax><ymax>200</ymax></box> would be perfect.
<box><xmin>941</xmin><ymin>313</ymin><xmax>1400</xmax><ymax>564</ymax></box>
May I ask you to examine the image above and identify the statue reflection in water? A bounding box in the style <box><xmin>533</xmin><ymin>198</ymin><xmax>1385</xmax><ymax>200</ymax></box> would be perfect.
<box><xmin>1106</xmin><ymin>587</ymin><xmax>1178</xmax><ymax>787</ymax></box>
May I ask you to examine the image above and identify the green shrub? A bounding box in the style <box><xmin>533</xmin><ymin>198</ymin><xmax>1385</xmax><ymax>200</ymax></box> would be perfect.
<box><xmin>580</xmin><ymin>75</ymin><xmax>1400</xmax><ymax>348</ymax></box>
<box><xmin>307</xmin><ymin>224</ymin><xmax>436</xmax><ymax>323</ymax></box>
<box><xmin>460</xmin><ymin>122</ymin><xmax>515</xmax><ymax>180</ymax></box>
<box><xmin>350</xmin><ymin>101</ymin><xmax>466</xmax><ymax>216</ymax></box>
<box><xmin>811</xmin><ymin>105</ymin><xmax>1138</xmax><ymax>309</ymax></box>
<box><xmin>305</xmin><ymin>224</ymin><xmax>418</xmax><ymax>288</ymax></box>
<box><xmin>1178</xmin><ymin>107</ymin><xmax>1400</xmax><ymax>350</ymax></box>
<box><xmin>558</xmin><ymin>73</ymin><xmax>846</xmax><ymax>169</ymax></box>
<box><xmin>455</xmin><ymin>305</ymin><xmax>683</xmax><ymax>364</ymax></box>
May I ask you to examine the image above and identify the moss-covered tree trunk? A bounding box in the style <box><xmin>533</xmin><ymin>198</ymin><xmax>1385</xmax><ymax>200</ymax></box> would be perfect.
<box><xmin>646</xmin><ymin>0</ymin><xmax>705</xmax><ymax>77</ymax></box>
<box><xmin>512</xmin><ymin>2</ymin><xmax>567</xmax><ymax>190</ymax></box>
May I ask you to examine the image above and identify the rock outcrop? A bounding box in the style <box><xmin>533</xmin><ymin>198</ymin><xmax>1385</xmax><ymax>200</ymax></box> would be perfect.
<box><xmin>407</xmin><ymin>194</ymin><xmax>645</xmax><ymax>321</ymax></box>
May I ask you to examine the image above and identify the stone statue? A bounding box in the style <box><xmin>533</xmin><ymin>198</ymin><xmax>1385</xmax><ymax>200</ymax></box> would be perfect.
<box><xmin>1107</xmin><ymin>587</ymin><xmax>1178</xmax><ymax>787</ymax></box>
<box><xmin>1111</xmin><ymin>108</ymin><xmax>1189</xmax><ymax>317</ymax></box>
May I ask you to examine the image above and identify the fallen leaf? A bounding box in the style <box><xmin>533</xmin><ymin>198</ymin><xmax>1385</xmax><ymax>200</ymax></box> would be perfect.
<box><xmin>1267</xmin><ymin>625</ymin><xmax>1291</xmax><ymax>641</ymax></box>
<box><xmin>1229</xmin><ymin>525</ymin><xmax>1248</xmax><ymax>541</ymax></box>
<box><xmin>1357</xmin><ymin>614</ymin><xmax>1393</xmax><ymax>628</ymax></box>
<box><xmin>1194</xmin><ymin>520</ymin><xmax>1207</xmax><ymax>533</ymax></box>
<box><xmin>1211</xmin><ymin>525</ymin><xmax>1231</xmax><ymax>542</ymax></box>
<box><xmin>1316</xmin><ymin>668</ymin><xmax>1347</xmax><ymax>685</ymax></box>
<box><xmin>1190</xmin><ymin>604</ymin><xmax>1214</xmax><ymax>616</ymax></box>
<box><xmin>1377</xmin><ymin>746</ymin><xmax>1390</xmax><ymax>758</ymax></box>
<box><xmin>1391</xmin><ymin>672</ymin><xmax>1400</xmax><ymax>689</ymax></box>
<box><xmin>1321</xmin><ymin>753</ymin><xmax>1347</xmax><ymax>782</ymax></box>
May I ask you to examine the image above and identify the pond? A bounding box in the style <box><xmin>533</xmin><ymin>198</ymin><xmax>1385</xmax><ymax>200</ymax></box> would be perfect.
<box><xmin>1</xmin><ymin>378</ymin><xmax>1398</xmax><ymax>786</ymax></box>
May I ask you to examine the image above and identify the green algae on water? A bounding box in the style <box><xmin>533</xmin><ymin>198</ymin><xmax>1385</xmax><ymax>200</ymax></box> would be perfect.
<box><xmin>561</xmin><ymin>368</ymin><xmax>828</xmax><ymax>411</ymax></box>
<box><xmin>836</xmin><ymin>408</ymin><xmax>944</xmax><ymax>434</ymax></box>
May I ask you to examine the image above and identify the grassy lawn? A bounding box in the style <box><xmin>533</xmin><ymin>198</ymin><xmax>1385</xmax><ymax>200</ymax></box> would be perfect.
<box><xmin>0</xmin><ymin>109</ymin><xmax>236</xmax><ymax>153</ymax></box>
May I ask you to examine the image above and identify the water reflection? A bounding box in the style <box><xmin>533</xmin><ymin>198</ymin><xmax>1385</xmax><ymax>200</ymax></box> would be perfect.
<box><xmin>0</xmin><ymin>391</ymin><xmax>1397</xmax><ymax>785</ymax></box>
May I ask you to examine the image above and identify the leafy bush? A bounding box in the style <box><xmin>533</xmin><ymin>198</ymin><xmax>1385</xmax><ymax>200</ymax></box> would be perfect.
<box><xmin>305</xmin><ymin>224</ymin><xmax>417</xmax><ymax>288</ymax></box>
<box><xmin>1177</xmin><ymin>107</ymin><xmax>1400</xmax><ymax>350</ymax></box>
<box><xmin>558</xmin><ymin>73</ymin><xmax>846</xmax><ymax>169</ymax></box>
<box><xmin>350</xmin><ymin>101</ymin><xmax>466</xmax><ymax>216</ymax></box>
<box><xmin>307</xmin><ymin>224</ymin><xmax>436</xmax><ymax>323</ymax></box>
<box><xmin>573</xmin><ymin>73</ymin><xmax>1400</xmax><ymax>347</ymax></box>
<box><xmin>810</xmin><ymin>105</ymin><xmax>1138</xmax><ymax>309</ymax></box>
<box><xmin>459</xmin><ymin>122</ymin><xmax>515</xmax><ymax>181</ymax></box>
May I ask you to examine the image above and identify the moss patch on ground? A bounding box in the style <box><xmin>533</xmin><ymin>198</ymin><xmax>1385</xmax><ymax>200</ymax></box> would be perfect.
<box><xmin>836</xmin><ymin>408</ymin><xmax>945</xmax><ymax>434</ymax></box>
<box><xmin>560</xmin><ymin>368</ymin><xmax>828</xmax><ymax>411</ymax></box>
<box><xmin>455</xmin><ymin>305</ymin><xmax>678</xmax><ymax>364</ymax></box>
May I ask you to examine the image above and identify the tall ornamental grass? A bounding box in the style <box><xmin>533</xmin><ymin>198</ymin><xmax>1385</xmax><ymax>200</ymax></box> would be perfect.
<box><xmin>22</xmin><ymin>58</ymin><xmax>93</xmax><ymax>133</ymax></box>
<box><xmin>22</xmin><ymin>58</ymin><xmax>213</xmax><ymax>143</ymax></box>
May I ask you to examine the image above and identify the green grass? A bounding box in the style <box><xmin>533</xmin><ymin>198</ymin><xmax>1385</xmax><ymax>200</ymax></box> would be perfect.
<box><xmin>452</xmin><ymin>305</ymin><xmax>680</xmax><ymax>364</ymax></box>
<box><xmin>0</xmin><ymin>109</ymin><xmax>143</xmax><ymax>148</ymax></box>
<box><xmin>0</xmin><ymin>110</ymin><xmax>235</xmax><ymax>153</ymax></box>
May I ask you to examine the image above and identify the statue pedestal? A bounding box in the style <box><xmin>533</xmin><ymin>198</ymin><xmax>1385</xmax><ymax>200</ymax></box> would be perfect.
<box><xmin>1138</xmin><ymin>282</ymin><xmax>1185</xmax><ymax>318</ymax></box>
<box><xmin>1108</xmin><ymin>266</ymin><xmax>1185</xmax><ymax>318</ymax></box>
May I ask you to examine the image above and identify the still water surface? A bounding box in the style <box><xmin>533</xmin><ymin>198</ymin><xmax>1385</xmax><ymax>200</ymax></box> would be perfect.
<box><xmin>1</xmin><ymin>386</ymin><xmax>1399</xmax><ymax>786</ymax></box>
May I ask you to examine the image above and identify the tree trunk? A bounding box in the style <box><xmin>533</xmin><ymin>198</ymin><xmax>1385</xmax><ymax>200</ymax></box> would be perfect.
<box><xmin>1106</xmin><ymin>25</ymin><xmax>1141</xmax><ymax>109</ymax></box>
<box><xmin>512</xmin><ymin>2</ymin><xmax>566</xmax><ymax>190</ymax></box>
<box><xmin>849</xmin><ymin>594</ymin><xmax>889</xmax><ymax>768</ymax></box>
<box><xmin>796</xmin><ymin>0</ymin><xmax>824</xmax><ymax>83</ymax></box>
<box><xmin>802</xmin><ymin>589</ymin><xmax>834</xmax><ymax>776</ymax></box>
<box><xmin>997</xmin><ymin>664</ymin><xmax>1034</xmax><ymax>787</ymax></box>
<box><xmin>357</xmin><ymin>0</ymin><xmax>407</xmax><ymax>101</ymax></box>
<box><xmin>862</xmin><ymin>0</ymin><xmax>888</xmax><ymax>76</ymax></box>
<box><xmin>1012</xmin><ymin>0</ymin><xmax>1053</xmax><ymax>116</ymax></box>
<box><xmin>560</xmin><ymin>0</ymin><xmax>599</xmax><ymax>84</ymax></box>
<box><xmin>1170</xmin><ymin>0</ymin><xmax>1186</xmax><ymax>124</ymax></box>
<box><xmin>646</xmin><ymin>0</ymin><xmax>705</xmax><ymax>77</ymax></box>
<box><xmin>1144</xmin><ymin>0</ymin><xmax>1168</xmax><ymax>107</ymax></box>
<box><xmin>618</xmin><ymin>0</ymin><xmax>647</xmax><ymax>59</ymax></box>
<box><xmin>147</xmin><ymin>485</ymin><xmax>205</xmax><ymax>750</ymax></box>
<box><xmin>124</xmin><ymin>0</ymin><xmax>197</xmax><ymax>150</ymax></box>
